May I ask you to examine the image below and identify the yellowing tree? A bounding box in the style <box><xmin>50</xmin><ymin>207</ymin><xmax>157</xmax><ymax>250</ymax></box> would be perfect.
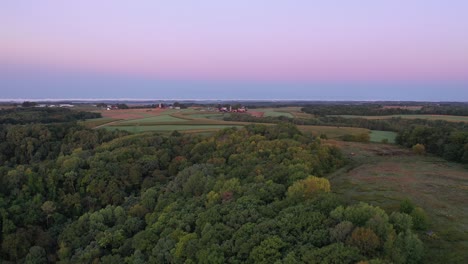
<box><xmin>287</xmin><ymin>176</ymin><xmax>331</xmax><ymax>200</ymax></box>
<box><xmin>412</xmin><ymin>144</ymin><xmax>426</xmax><ymax>155</ymax></box>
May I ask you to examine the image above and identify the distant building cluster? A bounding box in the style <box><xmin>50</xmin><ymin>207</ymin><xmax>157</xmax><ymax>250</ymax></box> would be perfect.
<box><xmin>218</xmin><ymin>105</ymin><xmax>247</xmax><ymax>113</ymax></box>
<box><xmin>35</xmin><ymin>104</ymin><xmax>74</xmax><ymax>108</ymax></box>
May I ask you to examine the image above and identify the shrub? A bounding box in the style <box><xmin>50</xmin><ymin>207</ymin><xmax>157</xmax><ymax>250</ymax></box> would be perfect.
<box><xmin>411</xmin><ymin>207</ymin><xmax>429</xmax><ymax>230</ymax></box>
<box><xmin>412</xmin><ymin>144</ymin><xmax>425</xmax><ymax>155</ymax></box>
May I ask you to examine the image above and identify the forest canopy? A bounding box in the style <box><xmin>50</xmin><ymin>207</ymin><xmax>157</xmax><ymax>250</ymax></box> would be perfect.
<box><xmin>0</xmin><ymin>113</ymin><xmax>426</xmax><ymax>263</ymax></box>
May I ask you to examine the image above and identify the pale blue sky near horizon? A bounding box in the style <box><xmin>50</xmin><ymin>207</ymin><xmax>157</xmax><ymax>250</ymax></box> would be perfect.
<box><xmin>2</xmin><ymin>68</ymin><xmax>466</xmax><ymax>101</ymax></box>
<box><xmin>1</xmin><ymin>1</ymin><xmax>468</xmax><ymax>100</ymax></box>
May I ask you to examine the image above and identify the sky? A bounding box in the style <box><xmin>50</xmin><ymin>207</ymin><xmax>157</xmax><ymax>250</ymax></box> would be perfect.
<box><xmin>1</xmin><ymin>0</ymin><xmax>468</xmax><ymax>100</ymax></box>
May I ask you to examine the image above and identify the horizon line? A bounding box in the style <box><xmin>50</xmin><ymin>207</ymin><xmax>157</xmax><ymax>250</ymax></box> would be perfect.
<box><xmin>1</xmin><ymin>98</ymin><xmax>467</xmax><ymax>103</ymax></box>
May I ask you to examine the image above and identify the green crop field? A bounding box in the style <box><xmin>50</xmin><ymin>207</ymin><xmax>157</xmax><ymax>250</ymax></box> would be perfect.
<box><xmin>332</xmin><ymin>114</ymin><xmax>468</xmax><ymax>122</ymax></box>
<box><xmin>327</xmin><ymin>141</ymin><xmax>468</xmax><ymax>264</ymax></box>
<box><xmin>119</xmin><ymin>114</ymin><xmax>187</xmax><ymax>123</ymax></box>
<box><xmin>258</xmin><ymin>108</ymin><xmax>294</xmax><ymax>118</ymax></box>
<box><xmin>105</xmin><ymin>124</ymin><xmax>242</xmax><ymax>133</ymax></box>
<box><xmin>186</xmin><ymin>113</ymin><xmax>226</xmax><ymax>120</ymax></box>
<box><xmin>370</xmin><ymin>130</ymin><xmax>397</xmax><ymax>143</ymax></box>
<box><xmin>81</xmin><ymin>117</ymin><xmax>119</xmax><ymax>128</ymax></box>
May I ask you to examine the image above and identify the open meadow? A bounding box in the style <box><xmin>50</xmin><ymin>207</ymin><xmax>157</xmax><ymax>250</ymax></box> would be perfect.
<box><xmin>326</xmin><ymin>140</ymin><xmax>468</xmax><ymax>264</ymax></box>
<box><xmin>370</xmin><ymin>130</ymin><xmax>397</xmax><ymax>143</ymax></box>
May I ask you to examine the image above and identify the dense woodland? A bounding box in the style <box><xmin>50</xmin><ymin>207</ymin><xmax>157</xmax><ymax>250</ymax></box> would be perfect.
<box><xmin>0</xmin><ymin>108</ymin><xmax>427</xmax><ymax>263</ymax></box>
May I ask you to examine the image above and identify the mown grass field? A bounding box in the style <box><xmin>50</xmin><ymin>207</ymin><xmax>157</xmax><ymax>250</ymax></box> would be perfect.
<box><xmin>370</xmin><ymin>130</ymin><xmax>397</xmax><ymax>143</ymax></box>
<box><xmin>326</xmin><ymin>140</ymin><xmax>468</xmax><ymax>264</ymax></box>
<box><xmin>332</xmin><ymin>114</ymin><xmax>468</xmax><ymax>122</ymax></box>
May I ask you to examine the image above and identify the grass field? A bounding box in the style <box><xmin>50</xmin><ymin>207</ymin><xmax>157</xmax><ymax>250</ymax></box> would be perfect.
<box><xmin>326</xmin><ymin>140</ymin><xmax>468</xmax><ymax>263</ymax></box>
<box><xmin>105</xmin><ymin>124</ymin><xmax>242</xmax><ymax>133</ymax></box>
<box><xmin>332</xmin><ymin>114</ymin><xmax>468</xmax><ymax>122</ymax></box>
<box><xmin>298</xmin><ymin>125</ymin><xmax>369</xmax><ymax>139</ymax></box>
<box><xmin>370</xmin><ymin>130</ymin><xmax>397</xmax><ymax>143</ymax></box>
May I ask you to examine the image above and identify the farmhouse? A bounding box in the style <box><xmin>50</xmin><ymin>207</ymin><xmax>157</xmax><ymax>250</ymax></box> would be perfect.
<box><xmin>218</xmin><ymin>105</ymin><xmax>248</xmax><ymax>113</ymax></box>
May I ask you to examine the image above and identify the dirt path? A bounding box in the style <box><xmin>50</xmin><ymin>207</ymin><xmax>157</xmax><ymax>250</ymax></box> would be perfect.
<box><xmin>93</xmin><ymin>120</ymin><xmax>122</xmax><ymax>129</ymax></box>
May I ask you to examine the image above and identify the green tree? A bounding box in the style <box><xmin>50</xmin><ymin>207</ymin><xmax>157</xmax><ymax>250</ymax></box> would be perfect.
<box><xmin>389</xmin><ymin>212</ymin><xmax>413</xmax><ymax>233</ymax></box>
<box><xmin>287</xmin><ymin>176</ymin><xmax>330</xmax><ymax>201</ymax></box>
<box><xmin>399</xmin><ymin>199</ymin><xmax>415</xmax><ymax>214</ymax></box>
<box><xmin>302</xmin><ymin>243</ymin><xmax>363</xmax><ymax>264</ymax></box>
<box><xmin>41</xmin><ymin>201</ymin><xmax>56</xmax><ymax>226</ymax></box>
<box><xmin>24</xmin><ymin>246</ymin><xmax>47</xmax><ymax>264</ymax></box>
<box><xmin>330</xmin><ymin>221</ymin><xmax>354</xmax><ymax>242</ymax></box>
<box><xmin>249</xmin><ymin>236</ymin><xmax>286</xmax><ymax>264</ymax></box>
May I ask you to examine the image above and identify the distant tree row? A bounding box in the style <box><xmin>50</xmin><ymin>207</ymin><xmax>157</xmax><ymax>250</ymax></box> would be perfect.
<box><xmin>225</xmin><ymin>113</ymin><xmax>468</xmax><ymax>133</ymax></box>
<box><xmin>301</xmin><ymin>104</ymin><xmax>468</xmax><ymax>116</ymax></box>
<box><xmin>0</xmin><ymin>108</ymin><xmax>101</xmax><ymax>125</ymax></box>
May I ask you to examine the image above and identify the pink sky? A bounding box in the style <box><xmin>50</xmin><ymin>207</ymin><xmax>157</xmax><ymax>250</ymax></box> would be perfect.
<box><xmin>1</xmin><ymin>1</ymin><xmax>468</xmax><ymax>100</ymax></box>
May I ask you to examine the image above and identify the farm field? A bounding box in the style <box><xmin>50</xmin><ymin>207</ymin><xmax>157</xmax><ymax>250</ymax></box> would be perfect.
<box><xmin>185</xmin><ymin>113</ymin><xmax>227</xmax><ymax>120</ymax></box>
<box><xmin>89</xmin><ymin>107</ymin><xmax>381</xmax><ymax>140</ymax></box>
<box><xmin>255</xmin><ymin>108</ymin><xmax>294</xmax><ymax>118</ymax></box>
<box><xmin>269</xmin><ymin>106</ymin><xmax>317</xmax><ymax>119</ymax></box>
<box><xmin>370</xmin><ymin>130</ymin><xmax>397</xmax><ymax>143</ymax></box>
<box><xmin>332</xmin><ymin>114</ymin><xmax>468</xmax><ymax>122</ymax></box>
<box><xmin>80</xmin><ymin>117</ymin><xmax>119</xmax><ymax>128</ymax></box>
<box><xmin>105</xmin><ymin>124</ymin><xmax>242</xmax><ymax>133</ymax></box>
<box><xmin>119</xmin><ymin>114</ymin><xmax>187</xmax><ymax>123</ymax></box>
<box><xmin>326</xmin><ymin>140</ymin><xmax>468</xmax><ymax>264</ymax></box>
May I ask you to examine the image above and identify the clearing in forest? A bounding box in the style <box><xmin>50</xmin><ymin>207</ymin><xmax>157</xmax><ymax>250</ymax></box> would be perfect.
<box><xmin>327</xmin><ymin>140</ymin><xmax>468</xmax><ymax>264</ymax></box>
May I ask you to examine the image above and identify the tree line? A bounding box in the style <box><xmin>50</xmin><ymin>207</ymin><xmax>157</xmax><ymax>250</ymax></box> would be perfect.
<box><xmin>0</xmin><ymin>108</ymin><xmax>101</xmax><ymax>125</ymax></box>
<box><xmin>301</xmin><ymin>104</ymin><xmax>468</xmax><ymax>116</ymax></box>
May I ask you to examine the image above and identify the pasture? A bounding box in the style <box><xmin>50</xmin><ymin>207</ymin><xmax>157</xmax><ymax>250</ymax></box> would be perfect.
<box><xmin>326</xmin><ymin>140</ymin><xmax>468</xmax><ymax>264</ymax></box>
